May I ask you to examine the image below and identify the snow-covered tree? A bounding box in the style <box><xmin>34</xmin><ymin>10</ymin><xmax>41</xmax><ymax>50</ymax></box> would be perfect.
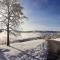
<box><xmin>0</xmin><ymin>0</ymin><xmax>26</xmax><ymax>46</ymax></box>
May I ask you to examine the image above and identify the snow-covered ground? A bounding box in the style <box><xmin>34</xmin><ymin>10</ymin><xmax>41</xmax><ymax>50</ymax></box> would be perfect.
<box><xmin>0</xmin><ymin>31</ymin><xmax>42</xmax><ymax>45</ymax></box>
<box><xmin>0</xmin><ymin>40</ymin><xmax>47</xmax><ymax>60</ymax></box>
<box><xmin>51</xmin><ymin>38</ymin><xmax>60</xmax><ymax>42</ymax></box>
<box><xmin>0</xmin><ymin>31</ymin><xmax>47</xmax><ymax>60</ymax></box>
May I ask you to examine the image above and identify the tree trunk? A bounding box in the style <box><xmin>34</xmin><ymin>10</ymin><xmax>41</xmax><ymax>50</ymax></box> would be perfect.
<box><xmin>7</xmin><ymin>3</ymin><xmax>10</xmax><ymax>46</ymax></box>
<box><xmin>7</xmin><ymin>24</ymin><xmax>10</xmax><ymax>46</ymax></box>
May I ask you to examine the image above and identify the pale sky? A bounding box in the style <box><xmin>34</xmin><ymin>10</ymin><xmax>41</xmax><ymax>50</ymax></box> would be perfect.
<box><xmin>21</xmin><ymin>0</ymin><xmax>60</xmax><ymax>31</ymax></box>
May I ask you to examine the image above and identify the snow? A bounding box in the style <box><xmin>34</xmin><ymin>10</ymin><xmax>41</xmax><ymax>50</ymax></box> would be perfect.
<box><xmin>0</xmin><ymin>31</ymin><xmax>47</xmax><ymax>60</ymax></box>
<box><xmin>0</xmin><ymin>31</ymin><xmax>16</xmax><ymax>45</ymax></box>
<box><xmin>50</xmin><ymin>38</ymin><xmax>60</xmax><ymax>42</ymax></box>
<box><xmin>0</xmin><ymin>31</ymin><xmax>42</xmax><ymax>44</ymax></box>
<box><xmin>0</xmin><ymin>40</ymin><xmax>47</xmax><ymax>60</ymax></box>
<box><xmin>53</xmin><ymin>38</ymin><xmax>60</xmax><ymax>41</ymax></box>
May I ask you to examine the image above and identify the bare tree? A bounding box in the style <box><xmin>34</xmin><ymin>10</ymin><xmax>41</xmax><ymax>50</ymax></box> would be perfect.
<box><xmin>0</xmin><ymin>0</ymin><xmax>26</xmax><ymax>46</ymax></box>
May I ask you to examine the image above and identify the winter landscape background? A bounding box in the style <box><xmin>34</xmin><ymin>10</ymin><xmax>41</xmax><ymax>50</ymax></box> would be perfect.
<box><xmin>0</xmin><ymin>30</ymin><xmax>60</xmax><ymax>60</ymax></box>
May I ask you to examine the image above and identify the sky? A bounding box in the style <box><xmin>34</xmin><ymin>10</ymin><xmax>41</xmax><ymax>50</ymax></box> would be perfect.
<box><xmin>21</xmin><ymin>0</ymin><xmax>60</xmax><ymax>31</ymax></box>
